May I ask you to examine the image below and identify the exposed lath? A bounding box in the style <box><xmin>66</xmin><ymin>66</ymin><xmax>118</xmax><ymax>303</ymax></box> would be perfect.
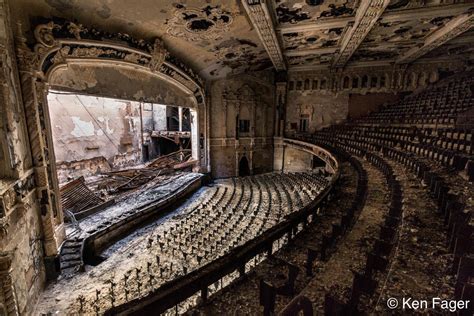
<box><xmin>242</xmin><ymin>0</ymin><xmax>286</xmax><ymax>71</ymax></box>
<box><xmin>397</xmin><ymin>11</ymin><xmax>474</xmax><ymax>64</ymax></box>
<box><xmin>332</xmin><ymin>0</ymin><xmax>391</xmax><ymax>68</ymax></box>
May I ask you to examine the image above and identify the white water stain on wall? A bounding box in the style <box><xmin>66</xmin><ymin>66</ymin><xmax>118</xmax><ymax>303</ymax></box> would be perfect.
<box><xmin>70</xmin><ymin>116</ymin><xmax>95</xmax><ymax>137</ymax></box>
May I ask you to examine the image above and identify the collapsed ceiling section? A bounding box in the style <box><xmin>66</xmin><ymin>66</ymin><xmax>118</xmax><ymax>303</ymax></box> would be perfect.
<box><xmin>9</xmin><ymin>0</ymin><xmax>474</xmax><ymax>78</ymax></box>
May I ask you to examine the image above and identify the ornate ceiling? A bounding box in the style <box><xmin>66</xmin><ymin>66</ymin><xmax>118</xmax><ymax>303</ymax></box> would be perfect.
<box><xmin>9</xmin><ymin>0</ymin><xmax>474</xmax><ymax>79</ymax></box>
<box><xmin>273</xmin><ymin>0</ymin><xmax>474</xmax><ymax>69</ymax></box>
<box><xmin>10</xmin><ymin>0</ymin><xmax>273</xmax><ymax>79</ymax></box>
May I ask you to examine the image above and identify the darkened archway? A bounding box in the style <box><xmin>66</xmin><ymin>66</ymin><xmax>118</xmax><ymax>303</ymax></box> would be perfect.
<box><xmin>239</xmin><ymin>156</ymin><xmax>251</xmax><ymax>177</ymax></box>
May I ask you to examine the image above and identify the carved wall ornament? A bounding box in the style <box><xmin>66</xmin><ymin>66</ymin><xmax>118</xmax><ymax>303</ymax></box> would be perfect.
<box><xmin>149</xmin><ymin>38</ymin><xmax>169</xmax><ymax>72</ymax></box>
<box><xmin>33</xmin><ymin>21</ymin><xmax>58</xmax><ymax>48</ymax></box>
<box><xmin>67</xmin><ymin>22</ymin><xmax>84</xmax><ymax>40</ymax></box>
<box><xmin>167</xmin><ymin>5</ymin><xmax>234</xmax><ymax>41</ymax></box>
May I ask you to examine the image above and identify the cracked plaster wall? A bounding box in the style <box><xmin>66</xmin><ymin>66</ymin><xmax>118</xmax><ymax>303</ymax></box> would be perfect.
<box><xmin>0</xmin><ymin>1</ymin><xmax>47</xmax><ymax>314</ymax></box>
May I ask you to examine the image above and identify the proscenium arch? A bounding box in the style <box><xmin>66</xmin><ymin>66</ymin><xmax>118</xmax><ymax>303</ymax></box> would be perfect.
<box><xmin>15</xmin><ymin>20</ymin><xmax>209</xmax><ymax>259</ymax></box>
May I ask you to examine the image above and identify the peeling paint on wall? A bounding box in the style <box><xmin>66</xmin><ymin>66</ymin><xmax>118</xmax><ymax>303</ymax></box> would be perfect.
<box><xmin>70</xmin><ymin>117</ymin><xmax>95</xmax><ymax>137</ymax></box>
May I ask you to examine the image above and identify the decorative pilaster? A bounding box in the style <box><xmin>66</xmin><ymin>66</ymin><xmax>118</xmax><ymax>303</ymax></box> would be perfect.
<box><xmin>15</xmin><ymin>35</ymin><xmax>60</xmax><ymax>257</ymax></box>
<box><xmin>275</xmin><ymin>82</ymin><xmax>287</xmax><ymax>137</ymax></box>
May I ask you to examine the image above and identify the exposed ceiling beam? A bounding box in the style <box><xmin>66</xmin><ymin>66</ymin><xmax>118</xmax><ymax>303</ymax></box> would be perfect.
<box><xmin>242</xmin><ymin>0</ymin><xmax>286</xmax><ymax>71</ymax></box>
<box><xmin>332</xmin><ymin>0</ymin><xmax>390</xmax><ymax>68</ymax></box>
<box><xmin>396</xmin><ymin>11</ymin><xmax>474</xmax><ymax>64</ymax></box>
<box><xmin>277</xmin><ymin>3</ymin><xmax>473</xmax><ymax>34</ymax></box>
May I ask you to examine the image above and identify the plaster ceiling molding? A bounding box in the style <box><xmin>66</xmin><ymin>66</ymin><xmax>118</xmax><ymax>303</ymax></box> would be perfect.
<box><xmin>422</xmin><ymin>32</ymin><xmax>474</xmax><ymax>59</ymax></box>
<box><xmin>288</xmin><ymin>53</ymin><xmax>333</xmax><ymax>66</ymax></box>
<box><xmin>166</xmin><ymin>4</ymin><xmax>234</xmax><ymax>42</ymax></box>
<box><xmin>208</xmin><ymin>38</ymin><xmax>272</xmax><ymax>77</ymax></box>
<box><xmin>364</xmin><ymin>16</ymin><xmax>455</xmax><ymax>45</ymax></box>
<box><xmin>242</xmin><ymin>0</ymin><xmax>286</xmax><ymax>71</ymax></box>
<box><xmin>397</xmin><ymin>10</ymin><xmax>474</xmax><ymax>64</ymax></box>
<box><xmin>350</xmin><ymin>48</ymin><xmax>399</xmax><ymax>62</ymax></box>
<box><xmin>275</xmin><ymin>0</ymin><xmax>357</xmax><ymax>26</ymax></box>
<box><xmin>332</xmin><ymin>0</ymin><xmax>391</xmax><ymax>68</ymax></box>
<box><xmin>282</xmin><ymin>27</ymin><xmax>344</xmax><ymax>51</ymax></box>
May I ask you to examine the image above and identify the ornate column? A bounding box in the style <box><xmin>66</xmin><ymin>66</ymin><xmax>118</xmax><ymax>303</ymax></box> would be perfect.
<box><xmin>0</xmin><ymin>253</ymin><xmax>19</xmax><ymax>316</ymax></box>
<box><xmin>251</xmin><ymin>101</ymin><xmax>256</xmax><ymax>138</ymax></box>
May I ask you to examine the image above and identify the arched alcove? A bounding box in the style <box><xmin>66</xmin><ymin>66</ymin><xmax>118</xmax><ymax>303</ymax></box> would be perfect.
<box><xmin>238</xmin><ymin>156</ymin><xmax>251</xmax><ymax>176</ymax></box>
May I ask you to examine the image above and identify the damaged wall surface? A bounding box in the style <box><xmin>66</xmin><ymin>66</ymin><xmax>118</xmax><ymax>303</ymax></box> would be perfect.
<box><xmin>48</xmin><ymin>94</ymin><xmax>144</xmax><ymax>163</ymax></box>
<box><xmin>0</xmin><ymin>1</ymin><xmax>59</xmax><ymax>314</ymax></box>
<box><xmin>47</xmin><ymin>93</ymin><xmax>165</xmax><ymax>183</ymax></box>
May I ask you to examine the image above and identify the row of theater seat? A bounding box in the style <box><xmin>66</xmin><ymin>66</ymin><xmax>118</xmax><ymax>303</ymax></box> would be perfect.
<box><xmin>259</xmin><ymin>142</ymin><xmax>369</xmax><ymax>316</ymax></box>
<box><xmin>291</xmin><ymin>132</ymin><xmax>472</xmax><ymax>314</ymax></box>
<box><xmin>356</xmin><ymin>73</ymin><xmax>473</xmax><ymax>126</ymax></box>
<box><xmin>317</xmin><ymin>125</ymin><xmax>474</xmax><ymax>180</ymax></box>
<box><xmin>291</xmin><ymin>137</ymin><xmax>405</xmax><ymax>314</ymax></box>
<box><xmin>277</xmin><ymin>73</ymin><xmax>473</xmax><ymax>315</ymax></box>
<box><xmin>68</xmin><ymin>172</ymin><xmax>330</xmax><ymax>314</ymax></box>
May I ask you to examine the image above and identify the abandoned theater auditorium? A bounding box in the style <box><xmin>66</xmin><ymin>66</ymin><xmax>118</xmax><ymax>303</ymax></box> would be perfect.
<box><xmin>0</xmin><ymin>0</ymin><xmax>474</xmax><ymax>315</ymax></box>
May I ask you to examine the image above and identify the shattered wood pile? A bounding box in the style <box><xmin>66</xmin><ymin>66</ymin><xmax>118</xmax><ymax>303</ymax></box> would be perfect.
<box><xmin>60</xmin><ymin>176</ymin><xmax>108</xmax><ymax>220</ymax></box>
<box><xmin>98</xmin><ymin>150</ymin><xmax>196</xmax><ymax>193</ymax></box>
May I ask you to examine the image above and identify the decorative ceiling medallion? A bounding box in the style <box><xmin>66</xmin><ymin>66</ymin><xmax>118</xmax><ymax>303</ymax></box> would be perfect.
<box><xmin>167</xmin><ymin>5</ymin><xmax>233</xmax><ymax>41</ymax></box>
